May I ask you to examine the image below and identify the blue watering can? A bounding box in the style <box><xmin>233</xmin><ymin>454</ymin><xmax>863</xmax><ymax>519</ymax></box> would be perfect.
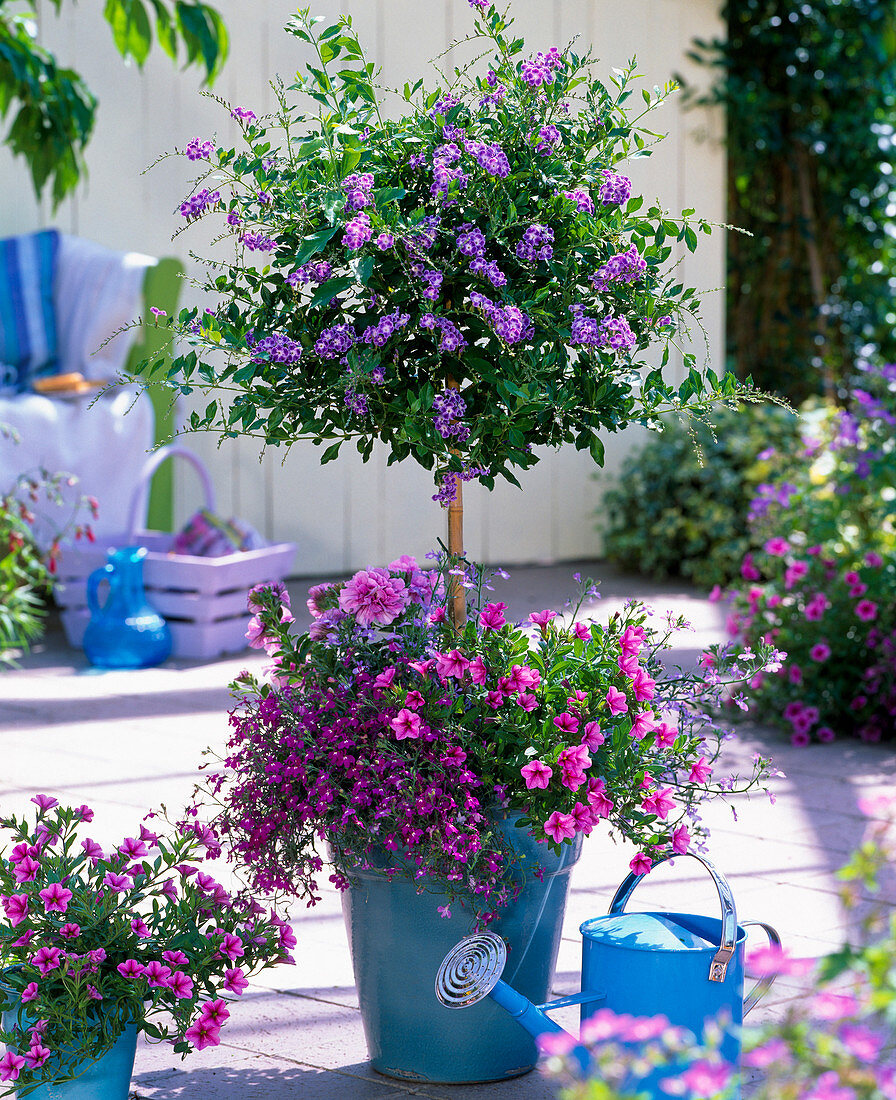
<box><xmin>436</xmin><ymin>852</ymin><xmax>779</xmax><ymax>1096</ymax></box>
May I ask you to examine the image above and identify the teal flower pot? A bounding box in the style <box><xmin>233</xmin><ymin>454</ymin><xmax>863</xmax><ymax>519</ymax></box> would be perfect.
<box><xmin>2</xmin><ymin>994</ymin><xmax>138</xmax><ymax>1099</ymax></box>
<box><xmin>341</xmin><ymin>816</ymin><xmax>582</xmax><ymax>1084</ymax></box>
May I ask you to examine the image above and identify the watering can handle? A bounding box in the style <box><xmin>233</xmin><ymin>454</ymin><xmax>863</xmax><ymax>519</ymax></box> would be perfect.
<box><xmin>741</xmin><ymin>920</ymin><xmax>781</xmax><ymax>1014</ymax></box>
<box><xmin>608</xmin><ymin>851</ymin><xmax>738</xmax><ymax>983</ymax></box>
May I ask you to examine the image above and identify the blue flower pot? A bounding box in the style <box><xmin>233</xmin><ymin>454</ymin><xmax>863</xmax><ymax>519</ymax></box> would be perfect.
<box><xmin>2</xmin><ymin>996</ymin><xmax>138</xmax><ymax>1100</ymax></box>
<box><xmin>341</xmin><ymin>815</ymin><xmax>582</xmax><ymax>1083</ymax></box>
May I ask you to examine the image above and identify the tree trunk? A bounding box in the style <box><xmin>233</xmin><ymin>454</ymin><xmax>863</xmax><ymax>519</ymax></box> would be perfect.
<box><xmin>445</xmin><ymin>373</ymin><xmax>466</xmax><ymax>629</ymax></box>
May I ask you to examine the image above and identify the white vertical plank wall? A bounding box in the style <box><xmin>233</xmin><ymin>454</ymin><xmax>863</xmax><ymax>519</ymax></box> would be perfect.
<box><xmin>2</xmin><ymin>0</ymin><xmax>725</xmax><ymax>576</ymax></box>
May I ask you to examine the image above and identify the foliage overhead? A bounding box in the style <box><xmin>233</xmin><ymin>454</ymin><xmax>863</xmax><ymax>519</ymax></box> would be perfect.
<box><xmin>133</xmin><ymin>3</ymin><xmax>758</xmax><ymax>503</ymax></box>
<box><xmin>687</xmin><ymin>0</ymin><xmax>896</xmax><ymax>404</ymax></box>
<box><xmin>0</xmin><ymin>0</ymin><xmax>228</xmax><ymax>205</ymax></box>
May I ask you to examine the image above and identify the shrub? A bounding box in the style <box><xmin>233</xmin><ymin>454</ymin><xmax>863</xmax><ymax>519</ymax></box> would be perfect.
<box><xmin>600</xmin><ymin>403</ymin><xmax>800</xmax><ymax>591</ymax></box>
<box><xmin>728</xmin><ymin>363</ymin><xmax>896</xmax><ymax>743</ymax></box>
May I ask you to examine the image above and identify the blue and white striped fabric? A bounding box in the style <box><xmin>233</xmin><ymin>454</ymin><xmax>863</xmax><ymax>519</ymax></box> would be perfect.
<box><xmin>0</xmin><ymin>229</ymin><xmax>60</xmax><ymax>395</ymax></box>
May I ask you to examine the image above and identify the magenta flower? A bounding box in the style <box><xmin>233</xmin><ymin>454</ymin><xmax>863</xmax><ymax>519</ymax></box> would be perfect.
<box><xmin>1</xmin><ymin>893</ymin><xmax>29</xmax><ymax>927</ymax></box>
<box><xmin>20</xmin><ymin>982</ymin><xmax>38</xmax><ymax>1003</ymax></box>
<box><xmin>581</xmin><ymin>721</ymin><xmax>604</xmax><ymax>749</ymax></box>
<box><xmin>810</xmin><ymin>642</ymin><xmax>831</xmax><ymax>662</ymax></box>
<box><xmin>865</xmin><ymin>551</ymin><xmax>884</xmax><ymax>567</ymax></box>
<box><xmin>671</xmin><ymin>824</ymin><xmax>691</xmax><ymax>855</ymax></box>
<box><xmin>641</xmin><ymin>787</ymin><xmax>675</xmax><ymax>820</ymax></box>
<box><xmin>605</xmin><ymin>686</ymin><xmax>627</xmax><ymax>715</ymax></box>
<box><xmin>552</xmin><ymin>711</ymin><xmax>579</xmax><ymax>735</ymax></box>
<box><xmin>162</xmin><ymin>950</ymin><xmax>189</xmax><ymax>967</ymax></box>
<box><xmin>812</xmin><ymin>990</ymin><xmax>860</xmax><ymax>1021</ymax></box>
<box><xmin>804</xmin><ymin>593</ymin><xmax>829</xmax><ymax>621</ymax></box>
<box><xmin>32</xmin><ymin>947</ymin><xmax>62</xmax><ymax>975</ymax></box>
<box><xmin>629</xmin><ymin>852</ymin><xmax>652</xmax><ymax>876</ymax></box>
<box><xmin>199</xmin><ymin>998</ymin><xmax>231</xmax><ymax>1028</ymax></box>
<box><xmin>573</xmin><ymin>621</ymin><xmax>591</xmax><ymax>640</ymax></box>
<box><xmin>130</xmin><ymin>917</ymin><xmax>151</xmax><ymax>938</ymax></box>
<box><xmin>223</xmin><ymin>967</ymin><xmax>249</xmax><ymax>995</ymax></box>
<box><xmin>468</xmin><ymin>655</ymin><xmax>488</xmax><ymax>684</ymax></box>
<box><xmin>528</xmin><ymin>609</ymin><xmax>557</xmax><ymax>630</ymax></box>
<box><xmin>742</xmin><ymin>1038</ymin><xmax>791</xmax><ymax>1069</ymax></box>
<box><xmin>689</xmin><ymin>756</ymin><xmax>713</xmax><ymax>783</ymax></box>
<box><xmin>855</xmin><ymin>599</ymin><xmax>878</xmax><ymax>621</ymax></box>
<box><xmin>435</xmin><ymin>649</ymin><xmax>470</xmax><ymax>680</ymax></box>
<box><xmin>630</xmin><ymin>668</ymin><xmax>655</xmax><ymax>702</ymax></box>
<box><xmin>338</xmin><ymin>568</ymin><xmax>409</xmax><ymax>626</ymax></box>
<box><xmin>543</xmin><ymin>811</ymin><xmax>576</xmax><ymax>843</ymax></box>
<box><xmin>839</xmin><ymin>1023</ymin><xmax>884</xmax><ymax>1062</ymax></box>
<box><xmin>168</xmin><ymin>970</ymin><xmax>194</xmax><ymax>999</ymax></box>
<box><xmin>764</xmin><ymin>536</ymin><xmax>790</xmax><ymax>556</ymax></box>
<box><xmin>13</xmin><ymin>855</ymin><xmax>40</xmax><ymax>883</ymax></box>
<box><xmin>74</xmin><ymin>804</ymin><xmax>94</xmax><ymax>822</ymax></box>
<box><xmin>403</xmin><ymin>690</ymin><xmax>425</xmax><ymax>710</ymax></box>
<box><xmin>521</xmin><ymin>760</ymin><xmax>553</xmax><ymax>790</ymax></box>
<box><xmin>0</xmin><ymin>1052</ymin><xmax>25</xmax><ymax>1082</ymax></box>
<box><xmin>676</xmin><ymin>1061</ymin><xmax>732</xmax><ymax>1097</ymax></box>
<box><xmin>103</xmin><ymin>871</ymin><xmax>134</xmax><ymax>892</ymax></box>
<box><xmin>740</xmin><ymin>553</ymin><xmax>760</xmax><ymax>581</ymax></box>
<box><xmin>117</xmin><ymin>959</ymin><xmax>145</xmax><ymax>979</ymax></box>
<box><xmin>81</xmin><ymin>838</ymin><xmax>104</xmax><ymax>861</ymax></box>
<box><xmin>516</xmin><ymin>692</ymin><xmax>538</xmax><ymax>712</ymax></box>
<box><xmin>24</xmin><ymin>1043</ymin><xmax>50</xmax><ymax>1070</ymax></box>
<box><xmin>390</xmin><ymin>708</ymin><xmax>422</xmax><ymax>740</ymax></box>
<box><xmin>217</xmin><ymin>932</ymin><xmax>245</xmax><ymax>961</ymax></box>
<box><xmin>505</xmin><ymin>664</ymin><xmax>540</xmax><ymax>691</ymax></box>
<box><xmin>39</xmin><ymin>883</ymin><xmax>73</xmax><ymax>914</ymax></box>
<box><xmin>479</xmin><ymin>602</ymin><xmax>507</xmax><ymax>630</ymax></box>
<box><xmin>185</xmin><ymin>1017</ymin><xmax>221</xmax><ymax>1050</ymax></box>
<box><xmin>629</xmin><ymin>709</ymin><xmax>655</xmax><ymax>741</ymax></box>
<box><xmin>30</xmin><ymin>794</ymin><xmax>58</xmax><ymax>813</ymax></box>
<box><xmin>118</xmin><ymin>837</ymin><xmax>149</xmax><ymax>860</ymax></box>
<box><xmin>746</xmin><ymin>944</ymin><xmax>814</xmax><ymax>978</ymax></box>
<box><xmin>143</xmin><ymin>961</ymin><xmax>172</xmax><ymax>988</ymax></box>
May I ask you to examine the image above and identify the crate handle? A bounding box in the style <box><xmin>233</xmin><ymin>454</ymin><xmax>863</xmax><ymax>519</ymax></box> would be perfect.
<box><xmin>126</xmin><ymin>445</ymin><xmax>217</xmax><ymax>538</ymax></box>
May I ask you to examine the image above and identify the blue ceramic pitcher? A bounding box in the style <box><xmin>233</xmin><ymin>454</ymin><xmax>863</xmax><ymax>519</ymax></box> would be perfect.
<box><xmin>82</xmin><ymin>546</ymin><xmax>171</xmax><ymax>669</ymax></box>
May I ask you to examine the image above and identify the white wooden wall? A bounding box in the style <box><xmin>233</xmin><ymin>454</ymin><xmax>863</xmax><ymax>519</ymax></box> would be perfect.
<box><xmin>2</xmin><ymin>0</ymin><xmax>725</xmax><ymax>575</ymax></box>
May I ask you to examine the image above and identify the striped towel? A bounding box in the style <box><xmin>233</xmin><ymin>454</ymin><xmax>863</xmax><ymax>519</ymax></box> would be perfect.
<box><xmin>0</xmin><ymin>229</ymin><xmax>60</xmax><ymax>394</ymax></box>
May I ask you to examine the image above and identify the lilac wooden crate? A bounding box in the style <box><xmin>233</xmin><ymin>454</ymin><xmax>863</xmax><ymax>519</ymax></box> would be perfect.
<box><xmin>55</xmin><ymin>446</ymin><xmax>296</xmax><ymax>659</ymax></box>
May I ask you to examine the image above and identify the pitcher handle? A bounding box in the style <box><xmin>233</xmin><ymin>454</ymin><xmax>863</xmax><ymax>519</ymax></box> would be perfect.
<box><xmin>741</xmin><ymin>920</ymin><xmax>781</xmax><ymax>1014</ymax></box>
<box><xmin>86</xmin><ymin>563</ymin><xmax>115</xmax><ymax>616</ymax></box>
<box><xmin>608</xmin><ymin>851</ymin><xmax>738</xmax><ymax>983</ymax></box>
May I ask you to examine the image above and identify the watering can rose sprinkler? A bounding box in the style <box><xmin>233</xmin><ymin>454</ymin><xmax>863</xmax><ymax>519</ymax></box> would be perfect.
<box><xmin>436</xmin><ymin>852</ymin><xmax>780</xmax><ymax>1094</ymax></box>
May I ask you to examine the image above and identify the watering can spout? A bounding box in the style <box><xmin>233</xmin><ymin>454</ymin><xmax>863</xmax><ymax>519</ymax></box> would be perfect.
<box><xmin>434</xmin><ymin>932</ymin><xmax>599</xmax><ymax>1074</ymax></box>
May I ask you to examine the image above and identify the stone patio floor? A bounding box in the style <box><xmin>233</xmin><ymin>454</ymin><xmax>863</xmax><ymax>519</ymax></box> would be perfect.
<box><xmin>1</xmin><ymin>560</ymin><xmax>895</xmax><ymax>1098</ymax></box>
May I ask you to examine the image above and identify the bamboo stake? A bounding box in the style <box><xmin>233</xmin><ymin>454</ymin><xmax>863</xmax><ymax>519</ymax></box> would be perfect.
<box><xmin>446</xmin><ymin>374</ymin><xmax>466</xmax><ymax>629</ymax></box>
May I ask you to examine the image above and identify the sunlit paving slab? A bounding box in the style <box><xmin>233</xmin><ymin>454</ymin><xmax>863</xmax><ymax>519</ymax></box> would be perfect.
<box><xmin>1</xmin><ymin>565</ymin><xmax>895</xmax><ymax>1097</ymax></box>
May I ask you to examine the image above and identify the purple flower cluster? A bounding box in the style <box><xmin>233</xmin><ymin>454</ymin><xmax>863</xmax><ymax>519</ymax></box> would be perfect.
<box><xmin>250</xmin><ymin>334</ymin><xmax>303</xmax><ymax>365</ymax></box>
<box><xmin>419</xmin><ymin>269</ymin><xmax>443</xmax><ymax>301</ymax></box>
<box><xmin>231</xmin><ymin>107</ymin><xmax>256</xmax><ymax>123</ymax></box>
<box><xmin>375</xmin><ymin>232</ymin><xmax>394</xmax><ymax>250</ymax></box>
<box><xmin>519</xmin><ymin>48</ymin><xmax>563</xmax><ymax>88</ymax></box>
<box><xmin>569</xmin><ymin>306</ymin><xmax>636</xmax><ymax>353</ymax></box>
<box><xmin>598</xmin><ymin>170</ymin><xmax>633</xmax><ymax>206</ymax></box>
<box><xmin>432</xmin><ymin>464</ymin><xmax>490</xmax><ymax>505</ymax></box>
<box><xmin>536</xmin><ymin>124</ymin><xmax>562</xmax><ymax>156</ymax></box>
<box><xmin>362</xmin><ymin>310</ymin><xmax>410</xmax><ymax>348</ymax></box>
<box><xmin>470</xmin><ymin>295</ymin><xmax>533</xmax><ymax>345</ymax></box>
<box><xmin>240</xmin><ymin>232</ymin><xmax>277</xmax><ymax>252</ymax></box>
<box><xmin>562</xmin><ymin>188</ymin><xmax>595</xmax><ymax>215</ymax></box>
<box><xmin>516</xmin><ymin>223</ymin><xmax>554</xmax><ymax>264</ymax></box>
<box><xmin>464</xmin><ymin>139</ymin><xmax>510</xmax><ymax>179</ymax></box>
<box><xmin>429</xmin><ymin>92</ymin><xmax>460</xmax><ymax>118</ymax></box>
<box><xmin>421</xmin><ymin>314</ymin><xmax>467</xmax><ymax>354</ymax></box>
<box><xmin>185</xmin><ymin>137</ymin><xmax>214</xmax><ymax>161</ymax></box>
<box><xmin>314</xmin><ymin>323</ymin><xmax>356</xmax><ymax>360</ymax></box>
<box><xmin>288</xmin><ymin>260</ymin><xmax>332</xmax><ymax>287</ymax></box>
<box><xmin>343</xmin><ymin>212</ymin><xmax>372</xmax><ymax>251</ymax></box>
<box><xmin>432</xmin><ymin>388</ymin><xmax>470</xmax><ymax>443</ymax></box>
<box><xmin>344</xmin><ymin>388</ymin><xmax>370</xmax><ymax>417</ymax></box>
<box><xmin>343</xmin><ymin>172</ymin><xmax>375</xmax><ymax>211</ymax></box>
<box><xmin>403</xmin><ymin>215</ymin><xmax>441</xmax><ymax>259</ymax></box>
<box><xmin>179</xmin><ymin>189</ymin><xmax>221</xmax><ymax>220</ymax></box>
<box><xmin>591</xmin><ymin>245</ymin><xmax>647</xmax><ymax>293</ymax></box>
<box><xmin>457</xmin><ymin>226</ymin><xmax>486</xmax><ymax>258</ymax></box>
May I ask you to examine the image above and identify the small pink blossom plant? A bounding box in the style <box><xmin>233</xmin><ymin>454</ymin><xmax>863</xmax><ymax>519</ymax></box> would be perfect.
<box><xmin>204</xmin><ymin>553</ymin><xmax>779</xmax><ymax>926</ymax></box>
<box><xmin>0</xmin><ymin>798</ymin><xmax>293</xmax><ymax>1094</ymax></box>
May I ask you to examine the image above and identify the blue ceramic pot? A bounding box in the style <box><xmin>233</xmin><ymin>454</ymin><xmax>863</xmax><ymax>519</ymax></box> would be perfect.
<box><xmin>1</xmin><ymin>996</ymin><xmax>138</xmax><ymax>1099</ymax></box>
<box><xmin>340</xmin><ymin>813</ymin><xmax>582</xmax><ymax>1084</ymax></box>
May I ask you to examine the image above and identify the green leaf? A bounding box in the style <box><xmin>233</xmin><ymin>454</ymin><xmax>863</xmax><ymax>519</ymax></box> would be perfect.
<box><xmin>104</xmin><ymin>0</ymin><xmax>154</xmax><ymax>67</ymax></box>
<box><xmin>589</xmin><ymin>434</ymin><xmax>605</xmax><ymax>465</ymax></box>
<box><xmin>295</xmin><ymin>225</ymin><xmax>340</xmax><ymax>265</ymax></box>
<box><xmin>309</xmin><ymin>275</ymin><xmax>354</xmax><ymax>308</ymax></box>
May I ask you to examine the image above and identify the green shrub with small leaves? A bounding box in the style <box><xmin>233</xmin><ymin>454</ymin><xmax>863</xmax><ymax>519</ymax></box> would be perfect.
<box><xmin>600</xmin><ymin>402</ymin><xmax>800</xmax><ymax>590</ymax></box>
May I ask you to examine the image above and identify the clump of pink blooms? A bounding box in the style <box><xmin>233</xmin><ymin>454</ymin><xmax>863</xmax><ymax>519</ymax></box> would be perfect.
<box><xmin>0</xmin><ymin>797</ymin><xmax>292</xmax><ymax>1091</ymax></box>
<box><xmin>202</xmin><ymin>555</ymin><xmax>777</xmax><ymax>925</ymax></box>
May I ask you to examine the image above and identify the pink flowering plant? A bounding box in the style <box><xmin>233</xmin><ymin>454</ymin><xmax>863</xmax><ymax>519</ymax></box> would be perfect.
<box><xmin>130</xmin><ymin>1</ymin><xmax>757</xmax><ymax>506</ymax></box>
<box><xmin>726</xmin><ymin>363</ymin><xmax>896</xmax><ymax>744</ymax></box>
<box><xmin>0</xmin><ymin>797</ymin><xmax>293</xmax><ymax>1095</ymax></box>
<box><xmin>200</xmin><ymin>554</ymin><xmax>777</xmax><ymax>926</ymax></box>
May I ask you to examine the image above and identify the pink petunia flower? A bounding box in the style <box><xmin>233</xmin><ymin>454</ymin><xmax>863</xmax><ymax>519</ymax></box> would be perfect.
<box><xmin>162</xmin><ymin>950</ymin><xmax>189</xmax><ymax>967</ymax></box>
<box><xmin>117</xmin><ymin>959</ymin><xmax>145</xmax><ymax>979</ymax></box>
<box><xmin>168</xmin><ymin>971</ymin><xmax>194</xmax><ymax>999</ymax></box>
<box><xmin>516</xmin><ymin>692</ymin><xmax>538</xmax><ymax>712</ymax></box>
<box><xmin>605</xmin><ymin>687</ymin><xmax>627</xmax><ymax>715</ymax></box>
<box><xmin>82</xmin><ymin>838</ymin><xmax>104</xmax><ymax>861</ymax></box>
<box><xmin>764</xmin><ymin>536</ymin><xmax>790</xmax><ymax>556</ymax></box>
<box><xmin>671</xmin><ymin>824</ymin><xmax>691</xmax><ymax>855</ymax></box>
<box><xmin>552</xmin><ymin>711</ymin><xmax>579</xmax><ymax>735</ymax></box>
<box><xmin>13</xmin><ymin>856</ymin><xmax>39</xmax><ymax>883</ymax></box>
<box><xmin>810</xmin><ymin>642</ymin><xmax>831</xmax><ymax>662</ymax></box>
<box><xmin>143</xmin><ymin>961</ymin><xmax>172</xmax><ymax>988</ymax></box>
<box><xmin>24</xmin><ymin>1043</ymin><xmax>50</xmax><ymax>1070</ymax></box>
<box><xmin>855</xmin><ymin>599</ymin><xmax>878</xmax><ymax>621</ymax></box>
<box><xmin>581</xmin><ymin>721</ymin><xmax>604</xmax><ymax>749</ymax></box>
<box><xmin>30</xmin><ymin>794</ymin><xmax>58</xmax><ymax>812</ymax></box>
<box><xmin>573</xmin><ymin>621</ymin><xmax>592</xmax><ymax>640</ymax></box>
<box><xmin>468</xmin><ymin>655</ymin><xmax>488</xmax><ymax>684</ymax></box>
<box><xmin>629</xmin><ymin>852</ymin><xmax>652</xmax><ymax>876</ymax></box>
<box><xmin>339</xmin><ymin>568</ymin><xmax>409</xmax><ymax>626</ymax></box>
<box><xmin>20</xmin><ymin>982</ymin><xmax>39</xmax><ymax>1004</ymax></box>
<box><xmin>118</xmin><ymin>837</ymin><xmax>149</xmax><ymax>860</ymax></box>
<box><xmin>103</xmin><ymin>871</ymin><xmax>134</xmax><ymax>892</ymax></box>
<box><xmin>528</xmin><ymin>609</ymin><xmax>557</xmax><ymax>630</ymax></box>
<box><xmin>521</xmin><ymin>760</ymin><xmax>553</xmax><ymax>789</ymax></box>
<box><xmin>586</xmin><ymin>778</ymin><xmax>613</xmax><ymax>819</ymax></box>
<box><xmin>630</xmin><ymin>668</ymin><xmax>655</xmax><ymax>702</ymax></box>
<box><xmin>184</xmin><ymin>1018</ymin><xmax>221</xmax><ymax>1051</ymax></box>
<box><xmin>740</xmin><ymin>553</ymin><xmax>760</xmax><ymax>580</ymax></box>
<box><xmin>223</xmin><ymin>967</ymin><xmax>249</xmax><ymax>995</ymax></box>
<box><xmin>435</xmin><ymin>649</ymin><xmax>469</xmax><ymax>680</ymax></box>
<box><xmin>742</xmin><ymin>1037</ymin><xmax>791</xmax><ymax>1068</ymax></box>
<box><xmin>1</xmin><ymin>894</ymin><xmax>29</xmax><ymax>927</ymax></box>
<box><xmin>629</xmin><ymin>709</ymin><xmax>655</xmax><ymax>741</ymax></box>
<box><xmin>217</xmin><ymin>933</ymin><xmax>244</xmax><ymax>961</ymax></box>
<box><xmin>654</xmin><ymin>721</ymin><xmax>678</xmax><ymax>748</ymax></box>
<box><xmin>32</xmin><ymin>947</ymin><xmax>62</xmax><ymax>976</ymax></box>
<box><xmin>130</xmin><ymin>918</ymin><xmax>151</xmax><ymax>939</ymax></box>
<box><xmin>479</xmin><ymin>602</ymin><xmax>507</xmax><ymax>630</ymax></box>
<box><xmin>0</xmin><ymin>1052</ymin><xmax>25</xmax><ymax>1082</ymax></box>
<box><xmin>839</xmin><ymin>1023</ymin><xmax>884</xmax><ymax>1062</ymax></box>
<box><xmin>543</xmin><ymin>811</ymin><xmax>577</xmax><ymax>843</ymax></box>
<box><xmin>390</xmin><ymin>708</ymin><xmax>422</xmax><ymax>740</ymax></box>
<box><xmin>199</xmin><ymin>998</ymin><xmax>231</xmax><ymax>1028</ymax></box>
<box><xmin>641</xmin><ymin>787</ymin><xmax>676</xmax><ymax>820</ymax></box>
<box><xmin>689</xmin><ymin>756</ymin><xmax>713</xmax><ymax>784</ymax></box>
<box><xmin>38</xmin><ymin>883</ymin><xmax>72</xmax><ymax>914</ymax></box>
